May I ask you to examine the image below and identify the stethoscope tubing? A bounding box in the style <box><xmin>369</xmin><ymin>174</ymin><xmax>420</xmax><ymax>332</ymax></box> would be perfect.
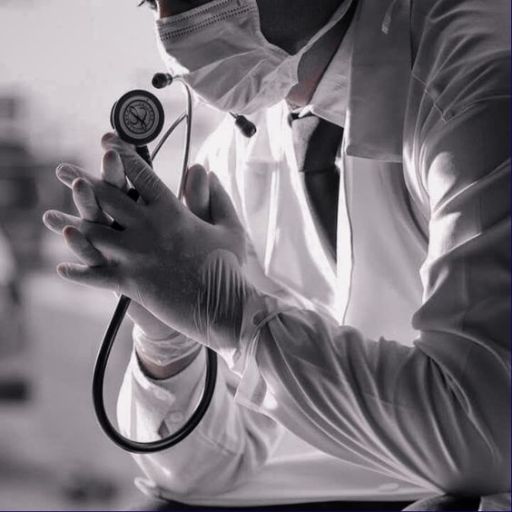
<box><xmin>92</xmin><ymin>81</ymin><xmax>218</xmax><ymax>453</ymax></box>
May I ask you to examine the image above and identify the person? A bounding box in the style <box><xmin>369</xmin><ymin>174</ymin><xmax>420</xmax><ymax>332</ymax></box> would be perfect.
<box><xmin>43</xmin><ymin>0</ymin><xmax>510</xmax><ymax>510</ymax></box>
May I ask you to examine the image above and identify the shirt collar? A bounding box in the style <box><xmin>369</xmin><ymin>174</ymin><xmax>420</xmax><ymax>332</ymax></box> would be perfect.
<box><xmin>345</xmin><ymin>0</ymin><xmax>412</xmax><ymax>162</ymax></box>
<box><xmin>296</xmin><ymin>0</ymin><xmax>412</xmax><ymax>162</ymax></box>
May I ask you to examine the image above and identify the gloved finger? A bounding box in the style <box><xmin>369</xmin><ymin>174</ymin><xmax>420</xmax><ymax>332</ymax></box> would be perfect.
<box><xmin>208</xmin><ymin>172</ymin><xmax>242</xmax><ymax>229</ymax></box>
<box><xmin>101</xmin><ymin>132</ymin><xmax>175</xmax><ymax>206</ymax></box>
<box><xmin>101</xmin><ymin>150</ymin><xmax>128</xmax><ymax>191</ymax></box>
<box><xmin>56</xmin><ymin>262</ymin><xmax>119</xmax><ymax>292</ymax></box>
<box><xmin>72</xmin><ymin>177</ymin><xmax>110</xmax><ymax>224</ymax></box>
<box><xmin>62</xmin><ymin>226</ymin><xmax>107</xmax><ymax>267</ymax></box>
<box><xmin>184</xmin><ymin>164</ymin><xmax>210</xmax><ymax>222</ymax></box>
<box><xmin>73</xmin><ymin>178</ymin><xmax>140</xmax><ymax>228</ymax></box>
<box><xmin>56</xmin><ymin>163</ymin><xmax>96</xmax><ymax>188</ymax></box>
<box><xmin>43</xmin><ymin>210</ymin><xmax>81</xmax><ymax>234</ymax></box>
<box><xmin>43</xmin><ymin>209</ymin><xmax>123</xmax><ymax>254</ymax></box>
<box><xmin>79</xmin><ymin>219</ymin><xmax>125</xmax><ymax>254</ymax></box>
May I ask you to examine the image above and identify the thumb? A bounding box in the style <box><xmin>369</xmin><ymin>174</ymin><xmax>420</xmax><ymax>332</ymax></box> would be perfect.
<box><xmin>184</xmin><ymin>164</ymin><xmax>210</xmax><ymax>222</ymax></box>
<box><xmin>101</xmin><ymin>133</ymin><xmax>172</xmax><ymax>206</ymax></box>
<box><xmin>208</xmin><ymin>172</ymin><xmax>240</xmax><ymax>228</ymax></box>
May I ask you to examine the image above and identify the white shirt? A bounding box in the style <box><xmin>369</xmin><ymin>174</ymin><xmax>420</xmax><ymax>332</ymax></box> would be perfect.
<box><xmin>117</xmin><ymin>1</ymin><xmax>511</xmax><ymax>510</ymax></box>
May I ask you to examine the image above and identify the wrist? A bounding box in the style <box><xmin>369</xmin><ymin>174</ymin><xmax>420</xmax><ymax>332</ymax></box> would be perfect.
<box><xmin>194</xmin><ymin>250</ymin><xmax>262</xmax><ymax>352</ymax></box>
<box><xmin>136</xmin><ymin>345</ymin><xmax>203</xmax><ymax>380</ymax></box>
<box><xmin>136</xmin><ymin>323</ymin><xmax>177</xmax><ymax>341</ymax></box>
<box><xmin>133</xmin><ymin>325</ymin><xmax>201</xmax><ymax>368</ymax></box>
<box><xmin>135</xmin><ymin>324</ymin><xmax>180</xmax><ymax>342</ymax></box>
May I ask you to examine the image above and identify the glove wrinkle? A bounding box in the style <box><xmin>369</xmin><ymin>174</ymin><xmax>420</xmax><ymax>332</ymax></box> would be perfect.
<box><xmin>194</xmin><ymin>249</ymin><xmax>257</xmax><ymax>366</ymax></box>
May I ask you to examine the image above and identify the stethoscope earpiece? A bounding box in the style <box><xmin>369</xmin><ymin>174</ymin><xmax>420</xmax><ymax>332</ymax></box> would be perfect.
<box><xmin>152</xmin><ymin>72</ymin><xmax>174</xmax><ymax>89</ymax></box>
<box><xmin>231</xmin><ymin>114</ymin><xmax>257</xmax><ymax>138</ymax></box>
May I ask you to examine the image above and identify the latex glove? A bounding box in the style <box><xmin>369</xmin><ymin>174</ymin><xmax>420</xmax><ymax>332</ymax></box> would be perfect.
<box><xmin>45</xmin><ymin>133</ymin><xmax>253</xmax><ymax>350</ymax></box>
<box><xmin>43</xmin><ymin>151</ymin><xmax>176</xmax><ymax>340</ymax></box>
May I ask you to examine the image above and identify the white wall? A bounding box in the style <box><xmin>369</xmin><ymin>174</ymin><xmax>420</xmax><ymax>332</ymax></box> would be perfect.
<box><xmin>0</xmin><ymin>0</ymin><xmax>221</xmax><ymax>188</ymax></box>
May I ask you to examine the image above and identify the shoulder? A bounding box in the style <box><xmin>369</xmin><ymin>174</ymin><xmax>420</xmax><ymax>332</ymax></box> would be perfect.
<box><xmin>411</xmin><ymin>0</ymin><xmax>510</xmax><ymax>119</ymax></box>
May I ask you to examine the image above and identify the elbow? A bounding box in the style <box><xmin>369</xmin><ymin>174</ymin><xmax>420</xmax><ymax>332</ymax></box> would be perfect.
<box><xmin>450</xmin><ymin>429</ymin><xmax>510</xmax><ymax>496</ymax></box>
<box><xmin>409</xmin><ymin>337</ymin><xmax>510</xmax><ymax>496</ymax></box>
<box><xmin>435</xmin><ymin>456</ymin><xmax>510</xmax><ymax>497</ymax></box>
<box><xmin>421</xmin><ymin>412</ymin><xmax>510</xmax><ymax>497</ymax></box>
<box><xmin>161</xmin><ymin>440</ymin><xmax>273</xmax><ymax>499</ymax></box>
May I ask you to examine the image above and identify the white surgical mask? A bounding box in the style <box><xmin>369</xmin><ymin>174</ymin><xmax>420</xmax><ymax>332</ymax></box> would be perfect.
<box><xmin>156</xmin><ymin>0</ymin><xmax>354</xmax><ymax>115</ymax></box>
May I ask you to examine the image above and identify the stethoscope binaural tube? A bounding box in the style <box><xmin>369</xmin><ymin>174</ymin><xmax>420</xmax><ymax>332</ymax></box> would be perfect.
<box><xmin>92</xmin><ymin>82</ymin><xmax>218</xmax><ymax>453</ymax></box>
<box><xmin>152</xmin><ymin>72</ymin><xmax>257</xmax><ymax>139</ymax></box>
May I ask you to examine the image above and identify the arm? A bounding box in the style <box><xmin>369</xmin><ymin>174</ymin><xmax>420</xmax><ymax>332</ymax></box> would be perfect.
<box><xmin>202</xmin><ymin>98</ymin><xmax>510</xmax><ymax>495</ymax></box>
<box><xmin>117</xmin><ymin>346</ymin><xmax>282</xmax><ymax>499</ymax></box>
<box><xmin>118</xmin><ymin>218</ymin><xmax>318</xmax><ymax>498</ymax></box>
<box><xmin>116</xmin><ymin>236</ymin><xmax>298</xmax><ymax>499</ymax></box>
<box><xmin>46</xmin><ymin>145</ymin><xmax>285</xmax><ymax>499</ymax></box>
<box><xmin>117</xmin><ymin>140</ymin><xmax>303</xmax><ymax>498</ymax></box>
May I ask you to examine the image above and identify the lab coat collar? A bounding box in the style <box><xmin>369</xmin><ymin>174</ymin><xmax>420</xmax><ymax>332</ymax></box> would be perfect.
<box><xmin>345</xmin><ymin>0</ymin><xmax>412</xmax><ymax>163</ymax></box>
<box><xmin>297</xmin><ymin>10</ymin><xmax>355</xmax><ymax>127</ymax></box>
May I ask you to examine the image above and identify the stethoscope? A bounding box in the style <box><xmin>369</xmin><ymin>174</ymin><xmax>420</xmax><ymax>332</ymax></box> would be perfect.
<box><xmin>92</xmin><ymin>73</ymin><xmax>256</xmax><ymax>454</ymax></box>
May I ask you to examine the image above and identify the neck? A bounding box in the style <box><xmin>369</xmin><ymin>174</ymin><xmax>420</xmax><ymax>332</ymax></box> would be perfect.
<box><xmin>286</xmin><ymin>3</ymin><xmax>356</xmax><ymax>109</ymax></box>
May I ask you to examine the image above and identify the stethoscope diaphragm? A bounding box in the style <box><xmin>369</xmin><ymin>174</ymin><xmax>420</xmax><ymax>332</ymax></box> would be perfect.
<box><xmin>111</xmin><ymin>89</ymin><xmax>165</xmax><ymax>146</ymax></box>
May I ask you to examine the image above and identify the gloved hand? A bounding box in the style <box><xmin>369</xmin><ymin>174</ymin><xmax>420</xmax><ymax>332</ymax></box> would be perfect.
<box><xmin>43</xmin><ymin>144</ymin><xmax>221</xmax><ymax>371</ymax></box>
<box><xmin>44</xmin><ymin>133</ymin><xmax>254</xmax><ymax>351</ymax></box>
<box><xmin>43</xmin><ymin>150</ymin><xmax>175</xmax><ymax>340</ymax></box>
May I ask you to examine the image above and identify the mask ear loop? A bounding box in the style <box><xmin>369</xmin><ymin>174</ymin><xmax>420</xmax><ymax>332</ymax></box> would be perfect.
<box><xmin>93</xmin><ymin>81</ymin><xmax>218</xmax><ymax>454</ymax></box>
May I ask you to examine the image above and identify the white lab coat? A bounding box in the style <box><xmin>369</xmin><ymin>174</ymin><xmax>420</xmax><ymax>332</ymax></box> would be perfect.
<box><xmin>117</xmin><ymin>0</ymin><xmax>511</xmax><ymax>510</ymax></box>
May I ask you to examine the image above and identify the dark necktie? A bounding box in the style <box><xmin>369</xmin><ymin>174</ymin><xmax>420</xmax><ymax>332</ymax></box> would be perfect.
<box><xmin>290</xmin><ymin>113</ymin><xmax>344</xmax><ymax>261</ymax></box>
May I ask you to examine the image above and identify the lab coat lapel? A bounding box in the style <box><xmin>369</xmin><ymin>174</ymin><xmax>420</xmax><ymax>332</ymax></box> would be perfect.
<box><xmin>345</xmin><ymin>0</ymin><xmax>412</xmax><ymax>162</ymax></box>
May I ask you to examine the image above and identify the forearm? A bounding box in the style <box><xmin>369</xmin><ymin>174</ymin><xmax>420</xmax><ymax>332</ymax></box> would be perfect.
<box><xmin>224</xmin><ymin>298</ymin><xmax>509</xmax><ymax>495</ymax></box>
<box><xmin>189</xmin><ymin>249</ymin><xmax>508</xmax><ymax>492</ymax></box>
<box><xmin>133</xmin><ymin>325</ymin><xmax>203</xmax><ymax>380</ymax></box>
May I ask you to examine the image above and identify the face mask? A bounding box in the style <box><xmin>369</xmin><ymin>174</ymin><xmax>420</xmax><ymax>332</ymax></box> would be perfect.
<box><xmin>156</xmin><ymin>0</ymin><xmax>354</xmax><ymax>116</ymax></box>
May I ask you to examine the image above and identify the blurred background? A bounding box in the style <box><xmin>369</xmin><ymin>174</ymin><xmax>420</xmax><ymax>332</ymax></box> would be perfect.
<box><xmin>0</xmin><ymin>1</ymin><xmax>222</xmax><ymax>509</ymax></box>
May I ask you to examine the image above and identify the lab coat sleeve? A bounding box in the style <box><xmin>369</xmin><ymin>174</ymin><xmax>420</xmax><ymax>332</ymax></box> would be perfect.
<box><xmin>117</xmin><ymin>345</ymin><xmax>281</xmax><ymax>500</ymax></box>
<box><xmin>115</xmin><ymin>250</ymin><xmax>287</xmax><ymax>500</ymax></box>
<box><xmin>219</xmin><ymin>97</ymin><xmax>510</xmax><ymax>497</ymax></box>
<box><xmin>115</xmin><ymin>122</ymin><xmax>288</xmax><ymax>500</ymax></box>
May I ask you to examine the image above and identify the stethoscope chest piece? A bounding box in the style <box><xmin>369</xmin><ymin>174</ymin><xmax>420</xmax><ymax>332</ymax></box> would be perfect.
<box><xmin>94</xmin><ymin>82</ymin><xmax>218</xmax><ymax>454</ymax></box>
<box><xmin>111</xmin><ymin>89</ymin><xmax>165</xmax><ymax>146</ymax></box>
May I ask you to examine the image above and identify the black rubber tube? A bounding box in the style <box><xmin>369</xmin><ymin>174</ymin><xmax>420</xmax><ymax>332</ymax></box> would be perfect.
<box><xmin>92</xmin><ymin>298</ymin><xmax>218</xmax><ymax>453</ymax></box>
